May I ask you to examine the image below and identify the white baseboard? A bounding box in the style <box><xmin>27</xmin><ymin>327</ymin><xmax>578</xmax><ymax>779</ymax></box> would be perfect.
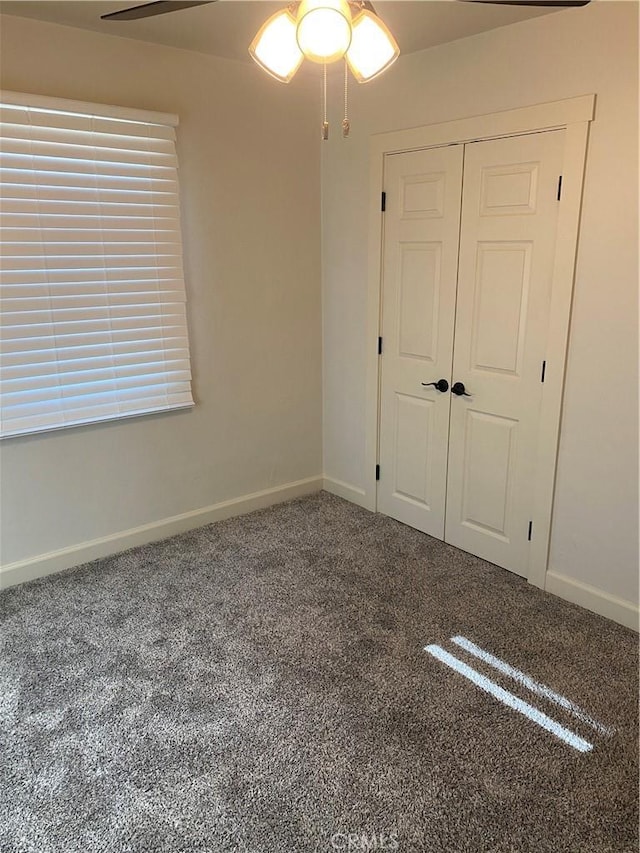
<box><xmin>7</xmin><ymin>478</ymin><xmax>635</xmax><ymax>636</ymax></box>
<box><xmin>0</xmin><ymin>476</ymin><xmax>323</xmax><ymax>590</ymax></box>
<box><xmin>322</xmin><ymin>476</ymin><xmax>372</xmax><ymax>510</ymax></box>
<box><xmin>545</xmin><ymin>570</ymin><xmax>639</xmax><ymax>632</ymax></box>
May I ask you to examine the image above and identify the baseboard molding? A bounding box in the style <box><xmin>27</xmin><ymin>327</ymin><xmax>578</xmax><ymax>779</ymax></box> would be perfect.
<box><xmin>322</xmin><ymin>476</ymin><xmax>372</xmax><ymax>510</ymax></box>
<box><xmin>545</xmin><ymin>570</ymin><xmax>639</xmax><ymax>632</ymax></box>
<box><xmin>8</xmin><ymin>479</ymin><xmax>635</xmax><ymax>634</ymax></box>
<box><xmin>1</xmin><ymin>475</ymin><xmax>323</xmax><ymax>590</ymax></box>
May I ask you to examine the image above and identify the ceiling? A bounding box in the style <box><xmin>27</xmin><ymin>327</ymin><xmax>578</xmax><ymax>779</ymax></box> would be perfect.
<box><xmin>0</xmin><ymin>1</ymin><xmax>571</xmax><ymax>63</ymax></box>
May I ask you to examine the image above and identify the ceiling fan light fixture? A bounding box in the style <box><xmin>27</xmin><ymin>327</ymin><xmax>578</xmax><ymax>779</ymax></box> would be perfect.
<box><xmin>248</xmin><ymin>8</ymin><xmax>304</xmax><ymax>82</ymax></box>
<box><xmin>296</xmin><ymin>0</ymin><xmax>353</xmax><ymax>63</ymax></box>
<box><xmin>248</xmin><ymin>0</ymin><xmax>400</xmax><ymax>137</ymax></box>
<box><xmin>346</xmin><ymin>8</ymin><xmax>399</xmax><ymax>82</ymax></box>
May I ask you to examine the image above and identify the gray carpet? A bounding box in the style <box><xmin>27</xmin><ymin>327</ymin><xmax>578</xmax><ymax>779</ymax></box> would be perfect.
<box><xmin>1</xmin><ymin>491</ymin><xmax>637</xmax><ymax>853</ymax></box>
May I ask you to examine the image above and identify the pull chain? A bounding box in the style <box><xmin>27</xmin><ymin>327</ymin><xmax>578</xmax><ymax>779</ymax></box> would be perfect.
<box><xmin>342</xmin><ymin>59</ymin><xmax>350</xmax><ymax>138</ymax></box>
<box><xmin>322</xmin><ymin>63</ymin><xmax>329</xmax><ymax>140</ymax></box>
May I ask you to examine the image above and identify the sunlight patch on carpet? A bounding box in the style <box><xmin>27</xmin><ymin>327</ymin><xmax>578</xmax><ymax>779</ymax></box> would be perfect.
<box><xmin>424</xmin><ymin>641</ymin><xmax>597</xmax><ymax>753</ymax></box>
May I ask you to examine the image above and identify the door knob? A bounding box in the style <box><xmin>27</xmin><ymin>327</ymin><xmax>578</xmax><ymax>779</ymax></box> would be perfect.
<box><xmin>451</xmin><ymin>381</ymin><xmax>471</xmax><ymax>397</ymax></box>
<box><xmin>421</xmin><ymin>378</ymin><xmax>449</xmax><ymax>393</ymax></box>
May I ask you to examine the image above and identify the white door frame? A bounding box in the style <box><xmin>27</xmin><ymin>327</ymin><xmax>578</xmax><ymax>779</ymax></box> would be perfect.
<box><xmin>364</xmin><ymin>95</ymin><xmax>595</xmax><ymax>589</ymax></box>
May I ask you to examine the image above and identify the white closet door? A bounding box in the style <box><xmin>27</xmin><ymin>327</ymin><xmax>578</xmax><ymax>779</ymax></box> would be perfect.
<box><xmin>444</xmin><ymin>130</ymin><xmax>565</xmax><ymax>576</ymax></box>
<box><xmin>378</xmin><ymin>145</ymin><xmax>463</xmax><ymax>537</ymax></box>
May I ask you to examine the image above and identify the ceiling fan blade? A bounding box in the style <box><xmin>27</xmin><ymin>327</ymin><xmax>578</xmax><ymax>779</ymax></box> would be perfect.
<box><xmin>461</xmin><ymin>0</ymin><xmax>589</xmax><ymax>6</ymax></box>
<box><xmin>101</xmin><ymin>1</ymin><xmax>214</xmax><ymax>22</ymax></box>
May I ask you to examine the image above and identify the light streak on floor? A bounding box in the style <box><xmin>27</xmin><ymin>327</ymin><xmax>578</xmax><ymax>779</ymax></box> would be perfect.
<box><xmin>424</xmin><ymin>644</ymin><xmax>594</xmax><ymax>753</ymax></box>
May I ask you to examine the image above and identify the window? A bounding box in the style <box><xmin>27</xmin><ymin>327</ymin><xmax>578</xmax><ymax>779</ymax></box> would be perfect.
<box><xmin>0</xmin><ymin>91</ymin><xmax>194</xmax><ymax>438</ymax></box>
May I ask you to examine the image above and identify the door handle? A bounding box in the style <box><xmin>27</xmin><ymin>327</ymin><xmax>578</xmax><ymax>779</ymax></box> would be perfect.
<box><xmin>421</xmin><ymin>378</ymin><xmax>449</xmax><ymax>393</ymax></box>
<box><xmin>451</xmin><ymin>381</ymin><xmax>471</xmax><ymax>397</ymax></box>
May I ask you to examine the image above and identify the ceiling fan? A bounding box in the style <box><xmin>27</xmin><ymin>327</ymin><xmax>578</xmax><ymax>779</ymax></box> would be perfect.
<box><xmin>100</xmin><ymin>0</ymin><xmax>589</xmax><ymax>139</ymax></box>
<box><xmin>100</xmin><ymin>0</ymin><xmax>589</xmax><ymax>22</ymax></box>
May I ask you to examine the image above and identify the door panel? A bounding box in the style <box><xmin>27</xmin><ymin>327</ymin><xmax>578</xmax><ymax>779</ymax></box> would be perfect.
<box><xmin>401</xmin><ymin>171</ymin><xmax>446</xmax><ymax>218</ymax></box>
<box><xmin>471</xmin><ymin>241</ymin><xmax>531</xmax><ymax>374</ymax></box>
<box><xmin>445</xmin><ymin>130</ymin><xmax>565</xmax><ymax>575</ymax></box>
<box><xmin>479</xmin><ymin>162</ymin><xmax>539</xmax><ymax>215</ymax></box>
<box><xmin>378</xmin><ymin>146</ymin><xmax>463</xmax><ymax>537</ymax></box>
<box><xmin>460</xmin><ymin>409</ymin><xmax>517</xmax><ymax>539</ymax></box>
<box><xmin>398</xmin><ymin>242</ymin><xmax>441</xmax><ymax>360</ymax></box>
<box><xmin>394</xmin><ymin>393</ymin><xmax>435</xmax><ymax>507</ymax></box>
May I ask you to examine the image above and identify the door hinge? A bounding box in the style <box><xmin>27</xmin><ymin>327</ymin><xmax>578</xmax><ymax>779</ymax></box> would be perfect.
<box><xmin>541</xmin><ymin>360</ymin><xmax>546</xmax><ymax>383</ymax></box>
<box><xmin>375</xmin><ymin>464</ymin><xmax>380</xmax><ymax>481</ymax></box>
<box><xmin>378</xmin><ymin>336</ymin><xmax>383</xmax><ymax>355</ymax></box>
<box><xmin>528</xmin><ymin>520</ymin><xmax>533</xmax><ymax>541</ymax></box>
<box><xmin>381</xmin><ymin>191</ymin><xmax>386</xmax><ymax>212</ymax></box>
<box><xmin>557</xmin><ymin>175</ymin><xmax>563</xmax><ymax>201</ymax></box>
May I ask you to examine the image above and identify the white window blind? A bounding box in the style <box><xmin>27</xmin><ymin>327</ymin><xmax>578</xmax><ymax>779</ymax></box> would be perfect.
<box><xmin>0</xmin><ymin>91</ymin><xmax>194</xmax><ymax>439</ymax></box>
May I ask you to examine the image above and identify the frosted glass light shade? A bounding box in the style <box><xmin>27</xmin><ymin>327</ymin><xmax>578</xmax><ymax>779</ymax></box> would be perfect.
<box><xmin>249</xmin><ymin>9</ymin><xmax>304</xmax><ymax>82</ymax></box>
<box><xmin>346</xmin><ymin>9</ymin><xmax>399</xmax><ymax>82</ymax></box>
<box><xmin>296</xmin><ymin>0</ymin><xmax>352</xmax><ymax>64</ymax></box>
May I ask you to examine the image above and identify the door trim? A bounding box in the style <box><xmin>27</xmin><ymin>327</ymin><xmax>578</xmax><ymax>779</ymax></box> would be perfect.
<box><xmin>364</xmin><ymin>95</ymin><xmax>595</xmax><ymax>588</ymax></box>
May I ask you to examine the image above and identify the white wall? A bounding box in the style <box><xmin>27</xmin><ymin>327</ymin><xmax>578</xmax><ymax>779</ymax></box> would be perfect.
<box><xmin>322</xmin><ymin>2</ymin><xmax>639</xmax><ymax>614</ymax></box>
<box><xmin>0</xmin><ymin>15</ymin><xmax>323</xmax><ymax>572</ymax></box>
